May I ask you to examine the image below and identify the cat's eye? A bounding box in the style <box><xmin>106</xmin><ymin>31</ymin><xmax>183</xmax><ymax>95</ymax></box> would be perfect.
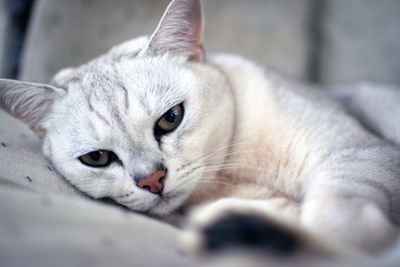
<box><xmin>78</xmin><ymin>150</ymin><xmax>117</xmax><ymax>167</ymax></box>
<box><xmin>154</xmin><ymin>103</ymin><xmax>184</xmax><ymax>140</ymax></box>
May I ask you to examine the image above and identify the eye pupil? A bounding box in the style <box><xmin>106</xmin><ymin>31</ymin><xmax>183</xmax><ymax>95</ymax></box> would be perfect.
<box><xmin>89</xmin><ymin>151</ymin><xmax>102</xmax><ymax>161</ymax></box>
<box><xmin>164</xmin><ymin>110</ymin><xmax>176</xmax><ymax>123</ymax></box>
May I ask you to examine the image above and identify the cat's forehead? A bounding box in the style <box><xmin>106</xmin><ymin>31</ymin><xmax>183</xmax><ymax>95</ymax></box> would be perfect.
<box><xmin>65</xmin><ymin>56</ymin><xmax>194</xmax><ymax>99</ymax></box>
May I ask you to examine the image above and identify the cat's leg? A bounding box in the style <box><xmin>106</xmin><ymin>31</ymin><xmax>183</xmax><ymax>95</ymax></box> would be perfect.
<box><xmin>301</xmin><ymin>145</ymin><xmax>400</xmax><ymax>253</ymax></box>
<box><xmin>181</xmin><ymin>197</ymin><xmax>338</xmax><ymax>257</ymax></box>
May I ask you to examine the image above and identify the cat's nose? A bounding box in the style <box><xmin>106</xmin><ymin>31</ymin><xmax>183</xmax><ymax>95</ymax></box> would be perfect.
<box><xmin>136</xmin><ymin>169</ymin><xmax>167</xmax><ymax>194</ymax></box>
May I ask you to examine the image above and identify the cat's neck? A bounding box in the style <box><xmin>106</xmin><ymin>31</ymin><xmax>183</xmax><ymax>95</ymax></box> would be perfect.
<box><xmin>187</xmin><ymin>55</ymin><xmax>303</xmax><ymax>206</ymax></box>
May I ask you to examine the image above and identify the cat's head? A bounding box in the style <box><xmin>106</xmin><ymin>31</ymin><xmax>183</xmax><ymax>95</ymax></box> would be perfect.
<box><xmin>0</xmin><ymin>0</ymin><xmax>234</xmax><ymax>216</ymax></box>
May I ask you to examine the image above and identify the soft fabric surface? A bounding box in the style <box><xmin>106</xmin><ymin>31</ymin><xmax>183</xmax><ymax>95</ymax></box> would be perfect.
<box><xmin>0</xmin><ymin>111</ymin><xmax>76</xmax><ymax>195</ymax></box>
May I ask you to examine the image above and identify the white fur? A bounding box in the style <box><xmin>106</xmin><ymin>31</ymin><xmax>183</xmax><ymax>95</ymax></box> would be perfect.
<box><xmin>0</xmin><ymin>0</ymin><xmax>400</xmax><ymax>258</ymax></box>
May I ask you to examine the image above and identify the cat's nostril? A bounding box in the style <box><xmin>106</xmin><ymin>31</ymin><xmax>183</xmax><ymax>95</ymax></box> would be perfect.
<box><xmin>137</xmin><ymin>169</ymin><xmax>167</xmax><ymax>194</ymax></box>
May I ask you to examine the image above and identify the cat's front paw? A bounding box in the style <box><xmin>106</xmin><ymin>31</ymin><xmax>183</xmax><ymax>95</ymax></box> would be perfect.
<box><xmin>181</xmin><ymin>198</ymin><xmax>304</xmax><ymax>256</ymax></box>
<box><xmin>202</xmin><ymin>212</ymin><xmax>298</xmax><ymax>255</ymax></box>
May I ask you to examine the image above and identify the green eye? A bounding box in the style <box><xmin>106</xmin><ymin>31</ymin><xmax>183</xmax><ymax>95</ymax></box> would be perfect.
<box><xmin>78</xmin><ymin>150</ymin><xmax>116</xmax><ymax>167</ymax></box>
<box><xmin>154</xmin><ymin>103</ymin><xmax>184</xmax><ymax>140</ymax></box>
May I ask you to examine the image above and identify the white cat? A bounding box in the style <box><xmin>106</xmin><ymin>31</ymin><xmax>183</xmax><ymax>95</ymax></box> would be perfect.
<box><xmin>1</xmin><ymin>0</ymin><xmax>400</xmax><ymax>259</ymax></box>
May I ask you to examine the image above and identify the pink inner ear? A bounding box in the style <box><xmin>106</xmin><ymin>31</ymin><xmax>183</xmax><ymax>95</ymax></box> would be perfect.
<box><xmin>188</xmin><ymin>44</ymin><xmax>205</xmax><ymax>62</ymax></box>
<box><xmin>145</xmin><ymin>0</ymin><xmax>205</xmax><ymax>61</ymax></box>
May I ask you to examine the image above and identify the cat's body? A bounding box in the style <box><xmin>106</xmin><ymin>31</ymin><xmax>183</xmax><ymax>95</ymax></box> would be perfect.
<box><xmin>1</xmin><ymin>0</ymin><xmax>400</xmax><ymax>260</ymax></box>
<box><xmin>185</xmin><ymin>54</ymin><xmax>400</xmax><ymax>253</ymax></box>
<box><xmin>187</xmin><ymin>54</ymin><xmax>400</xmax><ymax>212</ymax></box>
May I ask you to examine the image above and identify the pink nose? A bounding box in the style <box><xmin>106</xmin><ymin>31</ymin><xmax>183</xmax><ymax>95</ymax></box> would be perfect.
<box><xmin>137</xmin><ymin>170</ymin><xmax>166</xmax><ymax>194</ymax></box>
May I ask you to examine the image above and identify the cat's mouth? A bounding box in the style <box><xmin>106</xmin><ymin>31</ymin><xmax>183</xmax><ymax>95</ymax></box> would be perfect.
<box><xmin>112</xmin><ymin>186</ymin><xmax>186</xmax><ymax>215</ymax></box>
<box><xmin>145</xmin><ymin>190</ymin><xmax>187</xmax><ymax>215</ymax></box>
<box><xmin>154</xmin><ymin>191</ymin><xmax>179</xmax><ymax>206</ymax></box>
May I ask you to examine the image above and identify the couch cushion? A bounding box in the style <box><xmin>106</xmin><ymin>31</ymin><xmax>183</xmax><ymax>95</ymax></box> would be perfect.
<box><xmin>0</xmin><ymin>110</ymin><xmax>78</xmax><ymax>195</ymax></box>
<box><xmin>0</xmin><ymin>185</ymin><xmax>193</xmax><ymax>267</ymax></box>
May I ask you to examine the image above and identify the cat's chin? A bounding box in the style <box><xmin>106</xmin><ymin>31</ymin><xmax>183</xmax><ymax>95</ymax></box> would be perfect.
<box><xmin>147</xmin><ymin>192</ymin><xmax>189</xmax><ymax>216</ymax></box>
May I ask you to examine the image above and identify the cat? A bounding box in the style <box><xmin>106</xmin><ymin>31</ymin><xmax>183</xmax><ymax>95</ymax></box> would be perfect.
<box><xmin>1</xmin><ymin>0</ymin><xmax>400</xmax><ymax>260</ymax></box>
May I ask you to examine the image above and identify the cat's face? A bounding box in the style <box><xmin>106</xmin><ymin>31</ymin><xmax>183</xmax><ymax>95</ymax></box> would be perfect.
<box><xmin>0</xmin><ymin>0</ymin><xmax>235</xmax><ymax>215</ymax></box>
<box><xmin>44</xmin><ymin>48</ymin><xmax>233</xmax><ymax>215</ymax></box>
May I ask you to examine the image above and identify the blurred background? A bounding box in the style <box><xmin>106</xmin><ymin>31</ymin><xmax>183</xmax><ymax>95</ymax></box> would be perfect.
<box><xmin>0</xmin><ymin>0</ymin><xmax>399</xmax><ymax>85</ymax></box>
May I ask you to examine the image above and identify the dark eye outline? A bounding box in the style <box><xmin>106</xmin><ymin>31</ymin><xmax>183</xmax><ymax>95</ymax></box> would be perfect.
<box><xmin>154</xmin><ymin>103</ymin><xmax>184</xmax><ymax>141</ymax></box>
<box><xmin>78</xmin><ymin>150</ymin><xmax>118</xmax><ymax>168</ymax></box>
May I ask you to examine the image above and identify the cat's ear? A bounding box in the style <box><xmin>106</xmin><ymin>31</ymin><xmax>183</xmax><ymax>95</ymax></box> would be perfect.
<box><xmin>142</xmin><ymin>0</ymin><xmax>204</xmax><ymax>61</ymax></box>
<box><xmin>0</xmin><ymin>79</ymin><xmax>65</xmax><ymax>135</ymax></box>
